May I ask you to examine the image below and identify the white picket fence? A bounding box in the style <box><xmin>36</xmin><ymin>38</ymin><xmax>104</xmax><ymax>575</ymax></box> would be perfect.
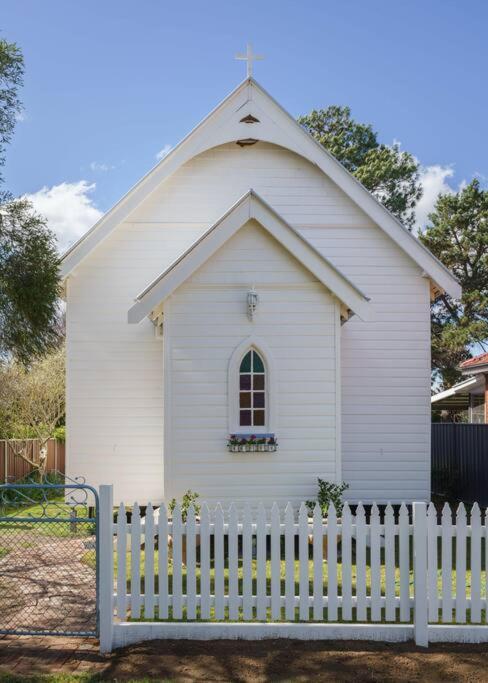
<box><xmin>98</xmin><ymin>486</ymin><xmax>488</xmax><ymax>652</ymax></box>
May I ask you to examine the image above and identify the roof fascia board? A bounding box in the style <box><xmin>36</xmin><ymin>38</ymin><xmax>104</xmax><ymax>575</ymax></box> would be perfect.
<box><xmin>128</xmin><ymin>191</ymin><xmax>369</xmax><ymax>324</ymax></box>
<box><xmin>249</xmin><ymin>195</ymin><xmax>369</xmax><ymax>319</ymax></box>
<box><xmin>128</xmin><ymin>197</ymin><xmax>251</xmax><ymax>322</ymax></box>
<box><xmin>62</xmin><ymin>77</ymin><xmax>460</xmax><ymax>300</ymax></box>
<box><xmin>60</xmin><ymin>79</ymin><xmax>251</xmax><ymax>278</ymax></box>
<box><xmin>431</xmin><ymin>376</ymin><xmax>480</xmax><ymax>402</ymax></box>
<box><xmin>247</xmin><ymin>80</ymin><xmax>461</xmax><ymax>299</ymax></box>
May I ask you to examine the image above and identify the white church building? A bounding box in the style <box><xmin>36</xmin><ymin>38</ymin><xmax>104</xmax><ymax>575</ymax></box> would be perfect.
<box><xmin>61</xmin><ymin>74</ymin><xmax>460</xmax><ymax>507</ymax></box>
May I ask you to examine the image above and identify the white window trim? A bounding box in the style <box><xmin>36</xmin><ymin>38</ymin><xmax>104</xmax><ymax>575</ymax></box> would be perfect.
<box><xmin>228</xmin><ymin>336</ymin><xmax>276</xmax><ymax>435</ymax></box>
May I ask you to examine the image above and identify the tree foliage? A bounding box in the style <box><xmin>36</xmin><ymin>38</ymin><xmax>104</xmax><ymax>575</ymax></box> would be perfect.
<box><xmin>0</xmin><ymin>38</ymin><xmax>23</xmax><ymax>194</ymax></box>
<box><xmin>0</xmin><ymin>37</ymin><xmax>60</xmax><ymax>362</ymax></box>
<box><xmin>0</xmin><ymin>199</ymin><xmax>60</xmax><ymax>363</ymax></box>
<box><xmin>0</xmin><ymin>346</ymin><xmax>65</xmax><ymax>474</ymax></box>
<box><xmin>298</xmin><ymin>105</ymin><xmax>422</xmax><ymax>229</ymax></box>
<box><xmin>420</xmin><ymin>179</ymin><xmax>488</xmax><ymax>387</ymax></box>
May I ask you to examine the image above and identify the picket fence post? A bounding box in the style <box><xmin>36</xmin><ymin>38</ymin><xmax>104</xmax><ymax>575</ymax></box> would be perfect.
<box><xmin>99</xmin><ymin>484</ymin><xmax>114</xmax><ymax>654</ymax></box>
<box><xmin>413</xmin><ymin>501</ymin><xmax>428</xmax><ymax>647</ymax></box>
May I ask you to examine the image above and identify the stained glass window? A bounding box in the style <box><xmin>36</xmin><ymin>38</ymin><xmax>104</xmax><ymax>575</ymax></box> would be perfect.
<box><xmin>239</xmin><ymin>349</ymin><xmax>266</xmax><ymax>428</ymax></box>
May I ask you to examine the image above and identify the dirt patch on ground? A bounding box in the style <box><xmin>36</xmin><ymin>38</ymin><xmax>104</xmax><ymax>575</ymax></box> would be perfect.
<box><xmin>1</xmin><ymin>635</ymin><xmax>488</xmax><ymax>681</ymax></box>
<box><xmin>0</xmin><ymin>530</ymin><xmax>96</xmax><ymax>634</ymax></box>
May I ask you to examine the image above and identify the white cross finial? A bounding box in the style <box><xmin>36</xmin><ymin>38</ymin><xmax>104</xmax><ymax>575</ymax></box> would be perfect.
<box><xmin>235</xmin><ymin>43</ymin><xmax>264</xmax><ymax>78</ymax></box>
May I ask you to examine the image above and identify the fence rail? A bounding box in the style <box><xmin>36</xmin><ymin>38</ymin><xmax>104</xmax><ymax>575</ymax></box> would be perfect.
<box><xmin>432</xmin><ymin>423</ymin><xmax>488</xmax><ymax>506</ymax></box>
<box><xmin>98</xmin><ymin>487</ymin><xmax>488</xmax><ymax>652</ymax></box>
<box><xmin>0</xmin><ymin>439</ymin><xmax>65</xmax><ymax>483</ymax></box>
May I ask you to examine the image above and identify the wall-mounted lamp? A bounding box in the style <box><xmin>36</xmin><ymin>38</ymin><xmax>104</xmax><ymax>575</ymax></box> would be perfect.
<box><xmin>247</xmin><ymin>289</ymin><xmax>259</xmax><ymax>321</ymax></box>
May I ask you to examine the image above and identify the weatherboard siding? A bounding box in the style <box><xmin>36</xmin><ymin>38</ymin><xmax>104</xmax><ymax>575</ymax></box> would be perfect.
<box><xmin>66</xmin><ymin>141</ymin><xmax>430</xmax><ymax>504</ymax></box>
<box><xmin>166</xmin><ymin>221</ymin><xmax>338</xmax><ymax>509</ymax></box>
<box><xmin>300</xmin><ymin>225</ymin><xmax>431</xmax><ymax>502</ymax></box>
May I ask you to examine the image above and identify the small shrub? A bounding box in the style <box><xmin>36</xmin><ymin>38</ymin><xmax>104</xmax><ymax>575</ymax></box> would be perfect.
<box><xmin>53</xmin><ymin>425</ymin><xmax>66</xmax><ymax>442</ymax></box>
<box><xmin>306</xmin><ymin>478</ymin><xmax>349</xmax><ymax>517</ymax></box>
<box><xmin>168</xmin><ymin>489</ymin><xmax>200</xmax><ymax>521</ymax></box>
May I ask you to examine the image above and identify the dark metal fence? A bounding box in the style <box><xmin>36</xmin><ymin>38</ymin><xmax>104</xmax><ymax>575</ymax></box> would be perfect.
<box><xmin>431</xmin><ymin>423</ymin><xmax>488</xmax><ymax>507</ymax></box>
<box><xmin>0</xmin><ymin>477</ymin><xmax>98</xmax><ymax>636</ymax></box>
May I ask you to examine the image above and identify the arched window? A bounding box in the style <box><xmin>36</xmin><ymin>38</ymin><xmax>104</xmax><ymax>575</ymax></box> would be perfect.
<box><xmin>239</xmin><ymin>349</ymin><xmax>266</xmax><ymax>427</ymax></box>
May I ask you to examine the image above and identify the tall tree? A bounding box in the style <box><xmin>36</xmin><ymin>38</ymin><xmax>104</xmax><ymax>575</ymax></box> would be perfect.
<box><xmin>419</xmin><ymin>179</ymin><xmax>488</xmax><ymax>387</ymax></box>
<box><xmin>0</xmin><ymin>37</ymin><xmax>60</xmax><ymax>362</ymax></box>
<box><xmin>0</xmin><ymin>38</ymin><xmax>23</xmax><ymax>195</ymax></box>
<box><xmin>0</xmin><ymin>346</ymin><xmax>65</xmax><ymax>475</ymax></box>
<box><xmin>298</xmin><ymin>105</ymin><xmax>422</xmax><ymax>229</ymax></box>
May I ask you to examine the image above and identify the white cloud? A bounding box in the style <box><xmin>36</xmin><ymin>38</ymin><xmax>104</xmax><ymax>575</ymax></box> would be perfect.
<box><xmin>25</xmin><ymin>180</ymin><xmax>103</xmax><ymax>253</ymax></box>
<box><xmin>415</xmin><ymin>164</ymin><xmax>455</xmax><ymax>231</ymax></box>
<box><xmin>156</xmin><ymin>144</ymin><xmax>172</xmax><ymax>161</ymax></box>
<box><xmin>89</xmin><ymin>161</ymin><xmax>115</xmax><ymax>172</ymax></box>
<box><xmin>15</xmin><ymin>110</ymin><xmax>27</xmax><ymax>122</ymax></box>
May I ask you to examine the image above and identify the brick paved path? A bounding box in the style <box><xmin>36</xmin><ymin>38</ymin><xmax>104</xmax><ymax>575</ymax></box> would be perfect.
<box><xmin>0</xmin><ymin>529</ymin><xmax>96</xmax><ymax>634</ymax></box>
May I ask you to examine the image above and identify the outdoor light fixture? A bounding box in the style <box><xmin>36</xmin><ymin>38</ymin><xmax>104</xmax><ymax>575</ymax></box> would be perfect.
<box><xmin>247</xmin><ymin>289</ymin><xmax>259</xmax><ymax>321</ymax></box>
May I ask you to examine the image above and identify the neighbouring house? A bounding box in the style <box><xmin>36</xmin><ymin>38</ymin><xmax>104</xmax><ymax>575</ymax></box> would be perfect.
<box><xmin>431</xmin><ymin>352</ymin><xmax>488</xmax><ymax>423</ymax></box>
<box><xmin>61</xmin><ymin>77</ymin><xmax>460</xmax><ymax>507</ymax></box>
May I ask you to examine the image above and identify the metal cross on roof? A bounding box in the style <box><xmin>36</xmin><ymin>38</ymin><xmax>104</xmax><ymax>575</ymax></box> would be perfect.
<box><xmin>235</xmin><ymin>43</ymin><xmax>264</xmax><ymax>78</ymax></box>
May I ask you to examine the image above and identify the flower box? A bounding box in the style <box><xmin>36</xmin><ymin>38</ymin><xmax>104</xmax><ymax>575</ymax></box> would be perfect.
<box><xmin>227</xmin><ymin>435</ymin><xmax>278</xmax><ymax>452</ymax></box>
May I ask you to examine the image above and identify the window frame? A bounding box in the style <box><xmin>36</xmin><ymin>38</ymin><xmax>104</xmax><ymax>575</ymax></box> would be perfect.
<box><xmin>228</xmin><ymin>336</ymin><xmax>275</xmax><ymax>436</ymax></box>
<box><xmin>238</xmin><ymin>349</ymin><xmax>266</xmax><ymax>429</ymax></box>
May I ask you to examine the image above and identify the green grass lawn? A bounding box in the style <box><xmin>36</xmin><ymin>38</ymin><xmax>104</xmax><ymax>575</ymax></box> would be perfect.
<box><xmin>0</xmin><ymin>497</ymin><xmax>95</xmax><ymax>538</ymax></box>
<box><xmin>107</xmin><ymin>540</ymin><xmax>487</xmax><ymax>625</ymax></box>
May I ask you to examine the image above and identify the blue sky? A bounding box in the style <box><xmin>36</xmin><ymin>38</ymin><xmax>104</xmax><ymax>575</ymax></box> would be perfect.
<box><xmin>2</xmin><ymin>0</ymin><xmax>487</xmax><ymax>250</ymax></box>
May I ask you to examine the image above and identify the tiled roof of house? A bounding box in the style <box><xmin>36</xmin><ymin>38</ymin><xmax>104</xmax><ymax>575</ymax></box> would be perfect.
<box><xmin>460</xmin><ymin>352</ymin><xmax>488</xmax><ymax>369</ymax></box>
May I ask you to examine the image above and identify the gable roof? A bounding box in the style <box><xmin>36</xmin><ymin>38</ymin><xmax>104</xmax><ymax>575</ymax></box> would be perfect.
<box><xmin>127</xmin><ymin>190</ymin><xmax>370</xmax><ymax>324</ymax></box>
<box><xmin>460</xmin><ymin>352</ymin><xmax>488</xmax><ymax>375</ymax></box>
<box><xmin>61</xmin><ymin>77</ymin><xmax>461</xmax><ymax>300</ymax></box>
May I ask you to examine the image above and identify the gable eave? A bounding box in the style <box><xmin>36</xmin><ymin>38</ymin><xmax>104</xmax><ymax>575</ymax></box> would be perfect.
<box><xmin>127</xmin><ymin>190</ymin><xmax>370</xmax><ymax>324</ymax></box>
<box><xmin>246</xmin><ymin>78</ymin><xmax>461</xmax><ymax>300</ymax></box>
<box><xmin>60</xmin><ymin>77</ymin><xmax>253</xmax><ymax>279</ymax></box>
<box><xmin>61</xmin><ymin>75</ymin><xmax>461</xmax><ymax>301</ymax></box>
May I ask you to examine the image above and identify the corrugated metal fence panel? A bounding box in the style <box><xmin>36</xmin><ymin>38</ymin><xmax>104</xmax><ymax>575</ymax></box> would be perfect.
<box><xmin>432</xmin><ymin>424</ymin><xmax>488</xmax><ymax>507</ymax></box>
<box><xmin>0</xmin><ymin>438</ymin><xmax>65</xmax><ymax>482</ymax></box>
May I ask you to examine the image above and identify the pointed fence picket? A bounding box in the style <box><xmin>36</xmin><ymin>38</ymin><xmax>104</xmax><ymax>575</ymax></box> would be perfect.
<box><xmin>107</xmin><ymin>498</ymin><xmax>488</xmax><ymax>651</ymax></box>
<box><xmin>455</xmin><ymin>503</ymin><xmax>467</xmax><ymax>623</ymax></box>
<box><xmin>130</xmin><ymin>503</ymin><xmax>141</xmax><ymax>619</ymax></box>
<box><xmin>228</xmin><ymin>503</ymin><xmax>239</xmax><ymax>621</ymax></box>
<box><xmin>256</xmin><ymin>503</ymin><xmax>267</xmax><ymax>621</ymax></box>
<box><xmin>384</xmin><ymin>503</ymin><xmax>396</xmax><ymax>622</ymax></box>
<box><xmin>284</xmin><ymin>502</ymin><xmax>295</xmax><ymax>621</ymax></box>
<box><xmin>355</xmin><ymin>503</ymin><xmax>367</xmax><ymax>621</ymax></box>
<box><xmin>116</xmin><ymin>503</ymin><xmax>127</xmax><ymax>620</ymax></box>
<box><xmin>172</xmin><ymin>505</ymin><xmax>183</xmax><ymax>620</ymax></box>
<box><xmin>341</xmin><ymin>503</ymin><xmax>352</xmax><ymax>621</ymax></box>
<box><xmin>399</xmin><ymin>502</ymin><xmax>410</xmax><ymax>622</ymax></box>
<box><xmin>370</xmin><ymin>503</ymin><xmax>381</xmax><ymax>622</ymax></box>
<box><xmin>313</xmin><ymin>504</ymin><xmax>323</xmax><ymax>621</ymax></box>
<box><xmin>200</xmin><ymin>504</ymin><xmax>211</xmax><ymax>620</ymax></box>
<box><xmin>471</xmin><ymin>504</ymin><xmax>481</xmax><ymax>623</ymax></box>
<box><xmin>298</xmin><ymin>502</ymin><xmax>309</xmax><ymax>621</ymax></box>
<box><xmin>144</xmin><ymin>503</ymin><xmax>155</xmax><ymax>619</ymax></box>
<box><xmin>441</xmin><ymin>503</ymin><xmax>453</xmax><ymax>623</ymax></box>
<box><xmin>242</xmin><ymin>503</ymin><xmax>253</xmax><ymax>621</ymax></box>
<box><xmin>158</xmin><ymin>503</ymin><xmax>168</xmax><ymax>619</ymax></box>
<box><xmin>186</xmin><ymin>505</ymin><xmax>197</xmax><ymax>620</ymax></box>
<box><xmin>427</xmin><ymin>503</ymin><xmax>438</xmax><ymax>623</ymax></box>
<box><xmin>214</xmin><ymin>504</ymin><xmax>225</xmax><ymax>620</ymax></box>
<box><xmin>327</xmin><ymin>503</ymin><xmax>338</xmax><ymax>622</ymax></box>
<box><xmin>270</xmin><ymin>503</ymin><xmax>281</xmax><ymax>621</ymax></box>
